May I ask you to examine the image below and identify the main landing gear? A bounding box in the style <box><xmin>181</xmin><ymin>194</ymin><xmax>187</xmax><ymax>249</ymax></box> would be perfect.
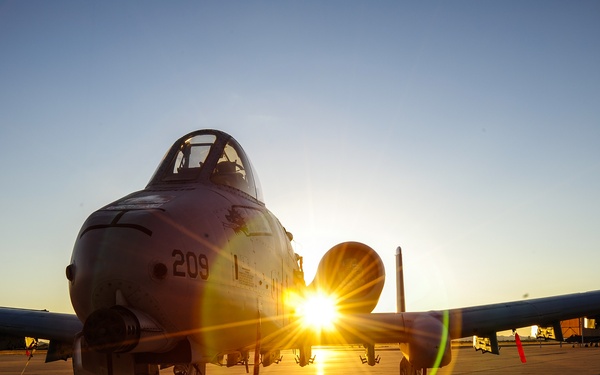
<box><xmin>400</xmin><ymin>357</ymin><xmax>426</xmax><ymax>375</ymax></box>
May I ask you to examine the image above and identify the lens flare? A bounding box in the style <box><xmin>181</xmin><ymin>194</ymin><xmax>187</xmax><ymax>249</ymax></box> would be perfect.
<box><xmin>297</xmin><ymin>292</ymin><xmax>338</xmax><ymax>330</ymax></box>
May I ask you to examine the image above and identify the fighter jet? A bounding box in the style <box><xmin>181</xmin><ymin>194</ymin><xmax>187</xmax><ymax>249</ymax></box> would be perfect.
<box><xmin>1</xmin><ymin>129</ymin><xmax>600</xmax><ymax>375</ymax></box>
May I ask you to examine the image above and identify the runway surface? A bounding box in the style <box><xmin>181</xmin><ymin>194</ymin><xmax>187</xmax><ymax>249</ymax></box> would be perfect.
<box><xmin>2</xmin><ymin>345</ymin><xmax>600</xmax><ymax>374</ymax></box>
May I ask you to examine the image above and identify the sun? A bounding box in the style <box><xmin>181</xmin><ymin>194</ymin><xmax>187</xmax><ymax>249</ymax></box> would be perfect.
<box><xmin>296</xmin><ymin>292</ymin><xmax>338</xmax><ymax>331</ymax></box>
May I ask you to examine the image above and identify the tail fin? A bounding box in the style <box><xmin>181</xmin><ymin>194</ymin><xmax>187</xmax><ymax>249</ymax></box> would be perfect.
<box><xmin>396</xmin><ymin>246</ymin><xmax>406</xmax><ymax>312</ymax></box>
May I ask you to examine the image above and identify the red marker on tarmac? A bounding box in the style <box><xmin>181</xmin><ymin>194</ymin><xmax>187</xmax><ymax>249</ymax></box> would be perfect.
<box><xmin>515</xmin><ymin>332</ymin><xmax>527</xmax><ymax>363</ymax></box>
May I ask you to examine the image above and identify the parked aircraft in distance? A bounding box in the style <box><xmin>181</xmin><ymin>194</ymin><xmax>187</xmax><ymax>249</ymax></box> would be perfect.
<box><xmin>2</xmin><ymin>129</ymin><xmax>600</xmax><ymax>375</ymax></box>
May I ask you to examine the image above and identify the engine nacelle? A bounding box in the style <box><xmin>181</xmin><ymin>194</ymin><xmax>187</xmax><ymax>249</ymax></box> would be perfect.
<box><xmin>400</xmin><ymin>313</ymin><xmax>452</xmax><ymax>369</ymax></box>
<box><xmin>309</xmin><ymin>242</ymin><xmax>385</xmax><ymax>314</ymax></box>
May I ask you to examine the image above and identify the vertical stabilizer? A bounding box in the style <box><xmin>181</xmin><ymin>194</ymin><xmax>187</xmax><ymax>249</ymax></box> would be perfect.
<box><xmin>395</xmin><ymin>246</ymin><xmax>406</xmax><ymax>312</ymax></box>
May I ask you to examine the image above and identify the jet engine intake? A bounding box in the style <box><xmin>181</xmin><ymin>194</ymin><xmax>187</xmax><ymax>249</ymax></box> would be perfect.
<box><xmin>309</xmin><ymin>242</ymin><xmax>385</xmax><ymax>314</ymax></box>
<box><xmin>83</xmin><ymin>306</ymin><xmax>173</xmax><ymax>354</ymax></box>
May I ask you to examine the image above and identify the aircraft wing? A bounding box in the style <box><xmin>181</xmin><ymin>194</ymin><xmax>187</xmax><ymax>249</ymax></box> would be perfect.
<box><xmin>314</xmin><ymin>290</ymin><xmax>600</xmax><ymax>368</ymax></box>
<box><xmin>3</xmin><ymin>291</ymin><xmax>600</xmax><ymax>347</ymax></box>
<box><xmin>350</xmin><ymin>289</ymin><xmax>600</xmax><ymax>341</ymax></box>
<box><xmin>1</xmin><ymin>292</ymin><xmax>600</xmax><ymax>370</ymax></box>
<box><xmin>449</xmin><ymin>289</ymin><xmax>600</xmax><ymax>339</ymax></box>
<box><xmin>0</xmin><ymin>307</ymin><xmax>82</xmax><ymax>342</ymax></box>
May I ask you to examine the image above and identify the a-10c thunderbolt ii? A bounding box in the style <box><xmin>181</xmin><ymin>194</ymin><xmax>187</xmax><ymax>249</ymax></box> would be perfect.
<box><xmin>2</xmin><ymin>129</ymin><xmax>600</xmax><ymax>375</ymax></box>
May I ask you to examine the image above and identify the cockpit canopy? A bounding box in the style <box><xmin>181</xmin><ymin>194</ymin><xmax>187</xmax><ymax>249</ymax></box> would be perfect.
<box><xmin>148</xmin><ymin>130</ymin><xmax>264</xmax><ymax>203</ymax></box>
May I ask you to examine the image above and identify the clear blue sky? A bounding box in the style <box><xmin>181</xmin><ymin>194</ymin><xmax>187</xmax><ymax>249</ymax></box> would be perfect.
<box><xmin>0</xmin><ymin>1</ymin><xmax>599</xmax><ymax>315</ymax></box>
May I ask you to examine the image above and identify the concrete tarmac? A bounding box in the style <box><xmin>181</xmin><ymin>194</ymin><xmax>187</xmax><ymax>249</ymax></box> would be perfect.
<box><xmin>1</xmin><ymin>345</ymin><xmax>600</xmax><ymax>375</ymax></box>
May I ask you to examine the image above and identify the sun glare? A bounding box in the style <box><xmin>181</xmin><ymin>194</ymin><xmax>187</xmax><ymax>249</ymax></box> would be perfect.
<box><xmin>297</xmin><ymin>292</ymin><xmax>338</xmax><ymax>331</ymax></box>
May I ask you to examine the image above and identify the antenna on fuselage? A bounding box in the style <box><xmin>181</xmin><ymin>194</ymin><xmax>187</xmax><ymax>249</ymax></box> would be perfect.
<box><xmin>395</xmin><ymin>246</ymin><xmax>406</xmax><ymax>313</ymax></box>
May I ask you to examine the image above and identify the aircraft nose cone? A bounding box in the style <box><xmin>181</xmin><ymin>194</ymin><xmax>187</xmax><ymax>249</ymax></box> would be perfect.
<box><xmin>69</xmin><ymin>208</ymin><xmax>172</xmax><ymax>319</ymax></box>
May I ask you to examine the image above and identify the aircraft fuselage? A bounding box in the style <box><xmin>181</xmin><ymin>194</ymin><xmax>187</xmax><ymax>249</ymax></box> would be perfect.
<box><xmin>67</xmin><ymin>130</ymin><xmax>301</xmax><ymax>363</ymax></box>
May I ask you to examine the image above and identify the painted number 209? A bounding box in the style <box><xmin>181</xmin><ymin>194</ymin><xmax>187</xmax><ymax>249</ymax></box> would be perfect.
<box><xmin>172</xmin><ymin>249</ymin><xmax>209</xmax><ymax>280</ymax></box>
